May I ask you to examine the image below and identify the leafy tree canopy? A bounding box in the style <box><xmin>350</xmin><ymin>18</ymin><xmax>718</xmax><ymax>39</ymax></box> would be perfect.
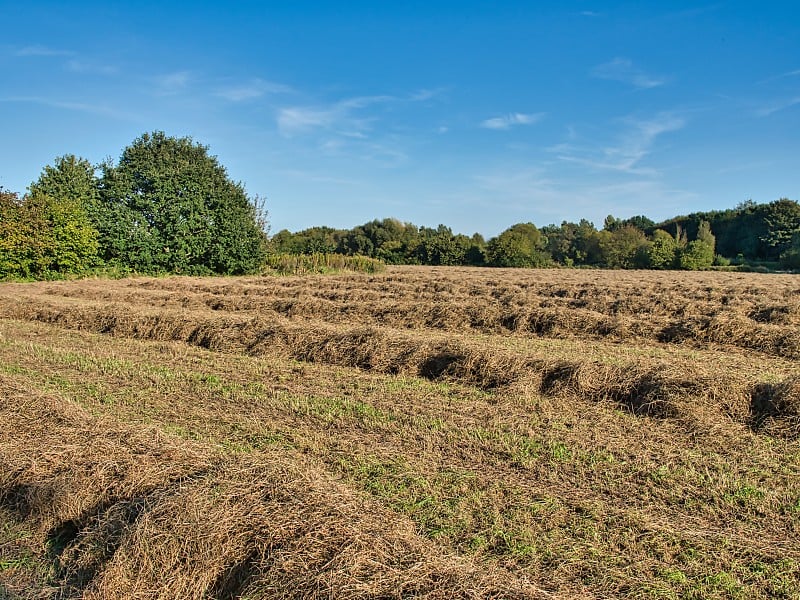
<box><xmin>29</xmin><ymin>154</ymin><xmax>100</xmax><ymax>215</ymax></box>
<box><xmin>486</xmin><ymin>223</ymin><xmax>549</xmax><ymax>268</ymax></box>
<box><xmin>98</xmin><ymin>132</ymin><xmax>268</xmax><ymax>275</ymax></box>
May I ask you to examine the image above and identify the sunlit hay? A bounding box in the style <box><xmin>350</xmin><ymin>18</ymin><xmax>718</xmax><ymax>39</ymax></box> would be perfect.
<box><xmin>0</xmin><ymin>377</ymin><xmax>216</xmax><ymax>591</ymax></box>
<box><xmin>0</xmin><ymin>380</ymin><xmax>213</xmax><ymax>537</ymax></box>
<box><xmin>748</xmin><ymin>303</ymin><xmax>799</xmax><ymax>325</ymax></box>
<box><xmin>417</xmin><ymin>341</ymin><xmax>530</xmax><ymax>389</ymax></box>
<box><xmin>660</xmin><ymin>312</ymin><xmax>800</xmax><ymax>358</ymax></box>
<box><xmin>2</xmin><ymin>269</ymin><xmax>799</xmax><ymax>359</ymax></box>
<box><xmin>1</xmin><ymin>378</ymin><xmax>544</xmax><ymax>599</ymax></box>
<box><xmin>535</xmin><ymin>359</ymin><xmax>752</xmax><ymax>423</ymax></box>
<box><xmin>88</xmin><ymin>459</ymin><xmax>542</xmax><ymax>600</ymax></box>
<box><xmin>523</xmin><ymin>308</ymin><xmax>621</xmax><ymax>339</ymax></box>
<box><xmin>704</xmin><ymin>313</ymin><xmax>800</xmax><ymax>358</ymax></box>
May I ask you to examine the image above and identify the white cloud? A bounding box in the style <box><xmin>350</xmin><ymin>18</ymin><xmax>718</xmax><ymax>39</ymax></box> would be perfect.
<box><xmin>276</xmin><ymin>88</ymin><xmax>443</xmax><ymax>136</ymax></box>
<box><xmin>283</xmin><ymin>169</ymin><xmax>364</xmax><ymax>186</ymax></box>
<box><xmin>758</xmin><ymin>68</ymin><xmax>800</xmax><ymax>84</ymax></box>
<box><xmin>215</xmin><ymin>79</ymin><xmax>293</xmax><ymax>102</ymax></box>
<box><xmin>274</xmin><ymin>89</ymin><xmax>439</xmax><ymax>169</ymax></box>
<box><xmin>592</xmin><ymin>58</ymin><xmax>666</xmax><ymax>89</ymax></box>
<box><xmin>409</xmin><ymin>88</ymin><xmax>444</xmax><ymax>101</ymax></box>
<box><xmin>0</xmin><ymin>96</ymin><xmax>136</xmax><ymax>120</ymax></box>
<box><xmin>480</xmin><ymin>112</ymin><xmax>544</xmax><ymax>130</ymax></box>
<box><xmin>755</xmin><ymin>96</ymin><xmax>800</xmax><ymax>117</ymax></box>
<box><xmin>278</xmin><ymin>106</ymin><xmax>341</xmax><ymax>134</ymax></box>
<box><xmin>66</xmin><ymin>60</ymin><xmax>118</xmax><ymax>76</ymax></box>
<box><xmin>277</xmin><ymin>95</ymin><xmax>393</xmax><ymax>136</ymax></box>
<box><xmin>155</xmin><ymin>71</ymin><xmax>192</xmax><ymax>94</ymax></box>
<box><xmin>554</xmin><ymin>112</ymin><xmax>685</xmax><ymax>175</ymax></box>
<box><xmin>14</xmin><ymin>45</ymin><xmax>73</xmax><ymax>57</ymax></box>
<box><xmin>470</xmin><ymin>165</ymin><xmax>698</xmax><ymax>226</ymax></box>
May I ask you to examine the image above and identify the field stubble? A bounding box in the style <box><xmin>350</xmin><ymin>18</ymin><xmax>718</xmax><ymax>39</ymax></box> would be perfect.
<box><xmin>0</xmin><ymin>266</ymin><xmax>798</xmax><ymax>599</ymax></box>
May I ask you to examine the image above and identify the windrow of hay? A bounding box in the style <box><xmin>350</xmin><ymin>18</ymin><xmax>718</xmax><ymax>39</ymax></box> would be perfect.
<box><xmin>1</xmin><ymin>296</ymin><xmax>796</xmax><ymax>436</ymax></box>
<box><xmin>0</xmin><ymin>377</ymin><xmax>549</xmax><ymax>599</ymax></box>
<box><xmin>6</xmin><ymin>266</ymin><xmax>798</xmax><ymax>357</ymax></box>
<box><xmin>658</xmin><ymin>312</ymin><xmax>800</xmax><ymax>358</ymax></box>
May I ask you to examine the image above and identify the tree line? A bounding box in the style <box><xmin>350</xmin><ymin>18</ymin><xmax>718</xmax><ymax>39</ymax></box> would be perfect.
<box><xmin>2</xmin><ymin>131</ymin><xmax>799</xmax><ymax>280</ymax></box>
<box><xmin>272</xmin><ymin>199</ymin><xmax>800</xmax><ymax>271</ymax></box>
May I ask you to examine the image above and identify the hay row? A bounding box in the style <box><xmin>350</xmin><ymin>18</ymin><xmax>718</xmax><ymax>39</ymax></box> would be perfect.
<box><xmin>2</xmin><ymin>298</ymin><xmax>797</xmax><ymax>438</ymax></box>
<box><xmin>0</xmin><ymin>377</ymin><xmax>547</xmax><ymax>599</ymax></box>
<box><xmin>15</xmin><ymin>275</ymin><xmax>799</xmax><ymax>357</ymax></box>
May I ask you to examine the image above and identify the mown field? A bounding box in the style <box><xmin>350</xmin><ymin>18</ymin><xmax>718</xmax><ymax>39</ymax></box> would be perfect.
<box><xmin>1</xmin><ymin>266</ymin><xmax>799</xmax><ymax>599</ymax></box>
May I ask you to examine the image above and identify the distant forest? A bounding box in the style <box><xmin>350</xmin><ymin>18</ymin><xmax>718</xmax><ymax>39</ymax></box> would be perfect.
<box><xmin>272</xmin><ymin>198</ymin><xmax>800</xmax><ymax>271</ymax></box>
<box><xmin>2</xmin><ymin>131</ymin><xmax>799</xmax><ymax>280</ymax></box>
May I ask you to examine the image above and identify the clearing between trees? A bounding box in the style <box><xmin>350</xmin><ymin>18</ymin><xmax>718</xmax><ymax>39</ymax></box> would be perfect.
<box><xmin>1</xmin><ymin>266</ymin><xmax>798</xmax><ymax>599</ymax></box>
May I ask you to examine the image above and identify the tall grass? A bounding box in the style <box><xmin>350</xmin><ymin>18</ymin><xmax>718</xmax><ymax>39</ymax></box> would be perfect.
<box><xmin>264</xmin><ymin>253</ymin><xmax>385</xmax><ymax>275</ymax></box>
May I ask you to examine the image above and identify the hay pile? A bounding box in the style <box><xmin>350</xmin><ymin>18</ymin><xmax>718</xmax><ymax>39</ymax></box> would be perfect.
<box><xmin>0</xmin><ymin>377</ymin><xmax>549</xmax><ymax>599</ymax></box>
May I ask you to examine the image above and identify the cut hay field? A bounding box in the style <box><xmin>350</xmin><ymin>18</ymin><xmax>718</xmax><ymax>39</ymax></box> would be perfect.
<box><xmin>1</xmin><ymin>266</ymin><xmax>799</xmax><ymax>599</ymax></box>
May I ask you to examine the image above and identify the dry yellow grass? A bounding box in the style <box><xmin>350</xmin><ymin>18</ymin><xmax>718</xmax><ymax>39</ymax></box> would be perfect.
<box><xmin>1</xmin><ymin>266</ymin><xmax>799</xmax><ymax>599</ymax></box>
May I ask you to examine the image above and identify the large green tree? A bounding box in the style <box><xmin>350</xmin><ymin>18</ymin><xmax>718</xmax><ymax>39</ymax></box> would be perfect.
<box><xmin>486</xmin><ymin>223</ymin><xmax>550</xmax><ymax>267</ymax></box>
<box><xmin>98</xmin><ymin>132</ymin><xmax>268</xmax><ymax>275</ymax></box>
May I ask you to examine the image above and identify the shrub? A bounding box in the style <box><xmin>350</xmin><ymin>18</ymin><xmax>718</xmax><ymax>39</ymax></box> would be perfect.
<box><xmin>0</xmin><ymin>188</ymin><xmax>99</xmax><ymax>279</ymax></box>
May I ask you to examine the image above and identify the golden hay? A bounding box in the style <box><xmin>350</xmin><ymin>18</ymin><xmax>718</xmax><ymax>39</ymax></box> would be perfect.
<box><xmin>0</xmin><ymin>377</ymin><xmax>548</xmax><ymax>599</ymax></box>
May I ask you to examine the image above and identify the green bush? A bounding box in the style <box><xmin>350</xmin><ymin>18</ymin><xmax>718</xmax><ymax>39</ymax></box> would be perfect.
<box><xmin>0</xmin><ymin>189</ymin><xmax>99</xmax><ymax>280</ymax></box>
<box><xmin>677</xmin><ymin>240</ymin><xmax>715</xmax><ymax>270</ymax></box>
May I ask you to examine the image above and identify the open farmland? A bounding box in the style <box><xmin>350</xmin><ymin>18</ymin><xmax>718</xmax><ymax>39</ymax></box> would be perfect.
<box><xmin>1</xmin><ymin>266</ymin><xmax>799</xmax><ymax>599</ymax></box>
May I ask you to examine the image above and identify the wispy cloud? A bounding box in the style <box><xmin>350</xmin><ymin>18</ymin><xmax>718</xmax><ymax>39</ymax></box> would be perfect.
<box><xmin>592</xmin><ymin>58</ymin><xmax>666</xmax><ymax>89</ymax></box>
<box><xmin>755</xmin><ymin>96</ymin><xmax>800</xmax><ymax>117</ymax></box>
<box><xmin>283</xmin><ymin>169</ymin><xmax>365</xmax><ymax>186</ymax></box>
<box><xmin>277</xmin><ymin>95</ymin><xmax>395</xmax><ymax>137</ymax></box>
<box><xmin>14</xmin><ymin>45</ymin><xmax>73</xmax><ymax>57</ymax></box>
<box><xmin>215</xmin><ymin>78</ymin><xmax>293</xmax><ymax>102</ymax></box>
<box><xmin>409</xmin><ymin>88</ymin><xmax>444</xmax><ymax>101</ymax></box>
<box><xmin>474</xmin><ymin>167</ymin><xmax>554</xmax><ymax>200</ymax></box>
<box><xmin>275</xmin><ymin>90</ymin><xmax>438</xmax><ymax>169</ymax></box>
<box><xmin>66</xmin><ymin>59</ymin><xmax>118</xmax><ymax>76</ymax></box>
<box><xmin>580</xmin><ymin>11</ymin><xmax>602</xmax><ymax>17</ymax></box>
<box><xmin>757</xmin><ymin>68</ymin><xmax>800</xmax><ymax>85</ymax></box>
<box><xmin>0</xmin><ymin>96</ymin><xmax>137</xmax><ymax>120</ymax></box>
<box><xmin>480</xmin><ymin>112</ymin><xmax>544</xmax><ymax>130</ymax></box>
<box><xmin>555</xmin><ymin>112</ymin><xmax>685</xmax><ymax>175</ymax></box>
<box><xmin>471</xmin><ymin>165</ymin><xmax>697</xmax><ymax>226</ymax></box>
<box><xmin>154</xmin><ymin>71</ymin><xmax>192</xmax><ymax>95</ymax></box>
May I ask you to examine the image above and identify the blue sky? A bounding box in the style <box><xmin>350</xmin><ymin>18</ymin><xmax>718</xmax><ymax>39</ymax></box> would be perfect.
<box><xmin>1</xmin><ymin>1</ymin><xmax>798</xmax><ymax>237</ymax></box>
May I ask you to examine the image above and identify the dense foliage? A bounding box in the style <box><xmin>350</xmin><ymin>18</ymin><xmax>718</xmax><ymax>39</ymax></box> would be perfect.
<box><xmin>271</xmin><ymin>200</ymin><xmax>798</xmax><ymax>271</ymax></box>
<box><xmin>0</xmin><ymin>133</ymin><xmax>269</xmax><ymax>280</ymax></box>
<box><xmin>98</xmin><ymin>132</ymin><xmax>268</xmax><ymax>275</ymax></box>
<box><xmin>0</xmin><ymin>187</ymin><xmax>98</xmax><ymax>279</ymax></box>
<box><xmin>2</xmin><ymin>134</ymin><xmax>798</xmax><ymax>279</ymax></box>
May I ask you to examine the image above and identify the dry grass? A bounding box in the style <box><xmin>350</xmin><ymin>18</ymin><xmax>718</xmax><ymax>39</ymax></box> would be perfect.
<box><xmin>0</xmin><ymin>377</ymin><xmax>541</xmax><ymax>599</ymax></box>
<box><xmin>1</xmin><ymin>266</ymin><xmax>799</xmax><ymax>598</ymax></box>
